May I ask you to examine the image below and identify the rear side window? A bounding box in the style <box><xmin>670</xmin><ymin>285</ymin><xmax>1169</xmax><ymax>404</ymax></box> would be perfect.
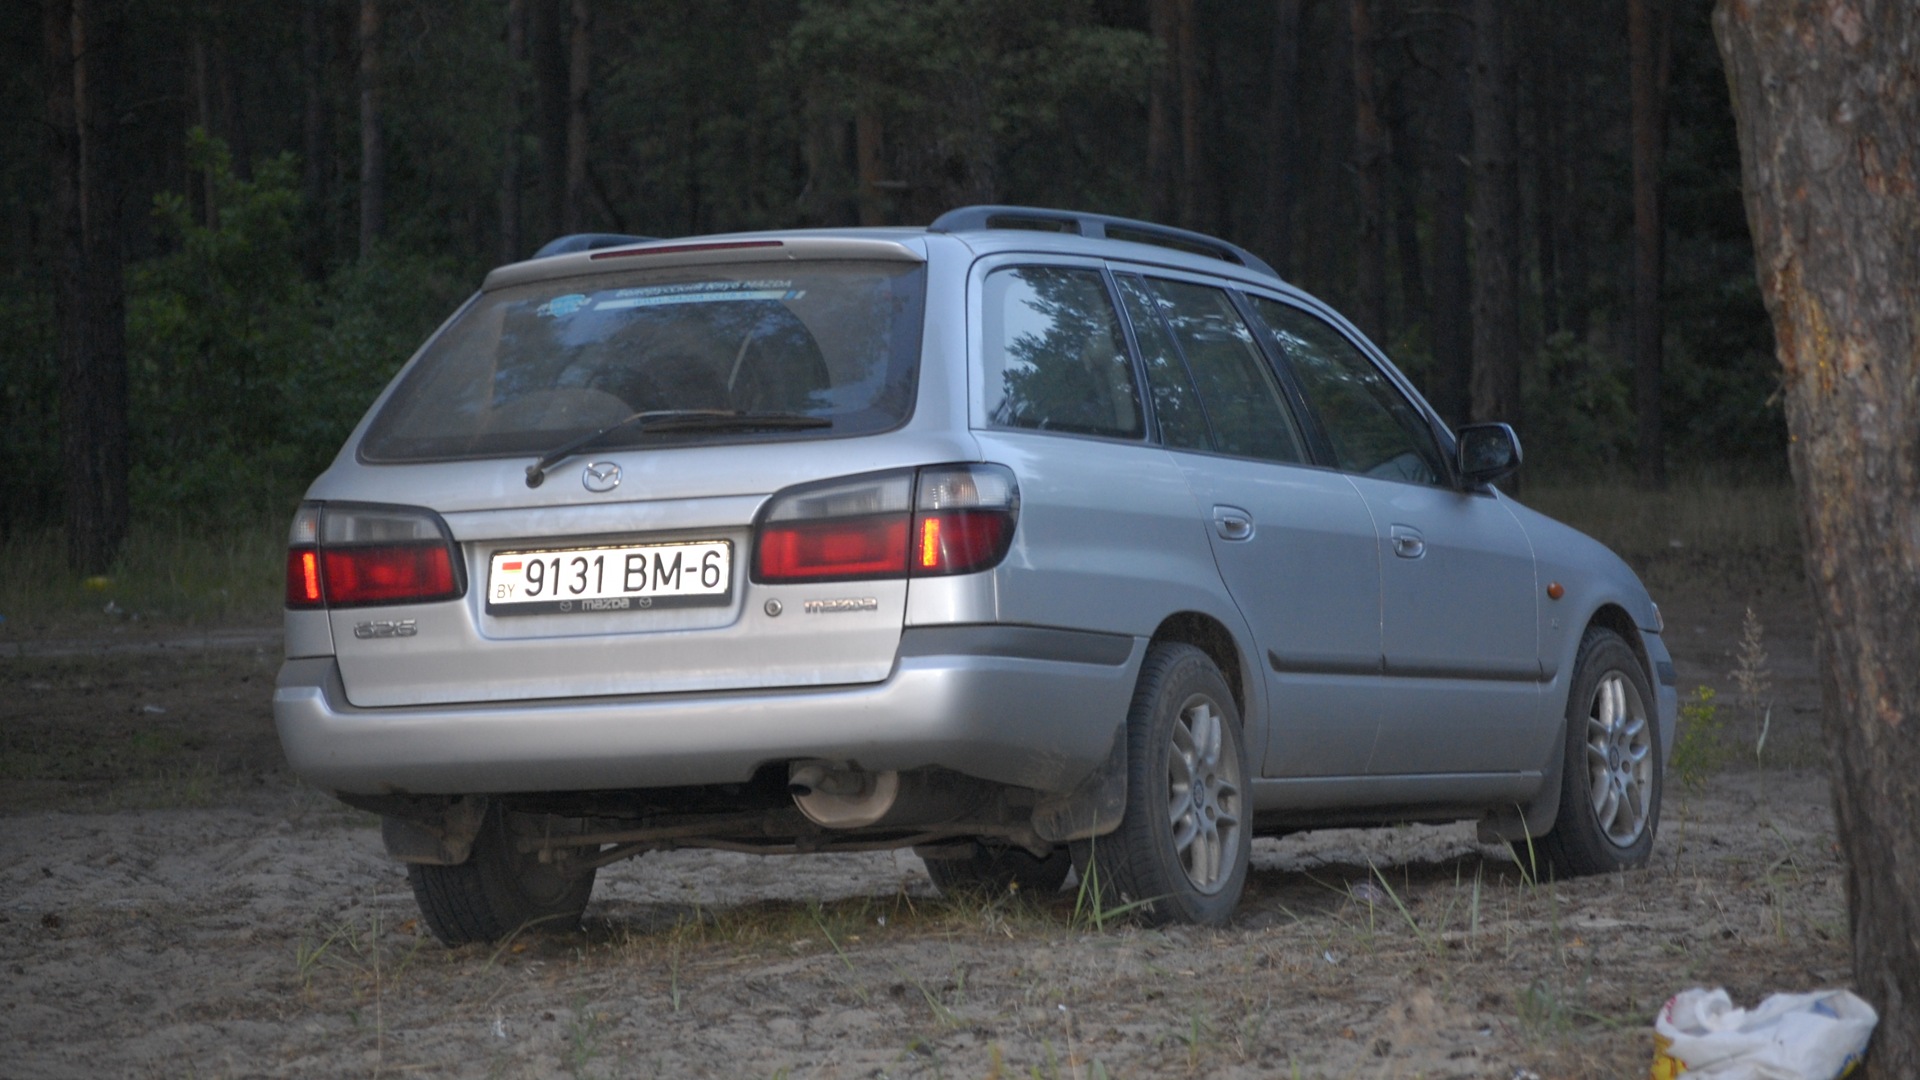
<box><xmin>359</xmin><ymin>260</ymin><xmax>925</xmax><ymax>462</ymax></box>
<box><xmin>981</xmin><ymin>266</ymin><xmax>1143</xmax><ymax>439</ymax></box>
<box><xmin>1248</xmin><ymin>296</ymin><xmax>1446</xmax><ymax>485</ymax></box>
<box><xmin>1129</xmin><ymin>276</ymin><xmax>1305</xmax><ymax>464</ymax></box>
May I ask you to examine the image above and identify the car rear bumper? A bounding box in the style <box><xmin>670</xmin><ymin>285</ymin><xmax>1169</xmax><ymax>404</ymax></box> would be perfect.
<box><xmin>274</xmin><ymin>625</ymin><xmax>1143</xmax><ymax>797</ymax></box>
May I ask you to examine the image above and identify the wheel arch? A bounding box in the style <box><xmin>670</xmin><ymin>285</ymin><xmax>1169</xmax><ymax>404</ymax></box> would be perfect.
<box><xmin>1148</xmin><ymin>611</ymin><xmax>1251</xmax><ymax>726</ymax></box>
<box><xmin>1583</xmin><ymin>602</ymin><xmax>1652</xmax><ymax>687</ymax></box>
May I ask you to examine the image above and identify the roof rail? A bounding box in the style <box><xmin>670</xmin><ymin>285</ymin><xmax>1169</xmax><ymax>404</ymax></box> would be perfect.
<box><xmin>532</xmin><ymin>233</ymin><xmax>659</xmax><ymax>258</ymax></box>
<box><xmin>926</xmin><ymin>205</ymin><xmax>1280</xmax><ymax>280</ymax></box>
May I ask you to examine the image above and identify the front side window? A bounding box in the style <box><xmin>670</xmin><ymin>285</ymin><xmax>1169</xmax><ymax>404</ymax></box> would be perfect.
<box><xmin>1248</xmin><ymin>297</ymin><xmax>1447</xmax><ymax>485</ymax></box>
<box><xmin>360</xmin><ymin>260</ymin><xmax>925</xmax><ymax>462</ymax></box>
<box><xmin>981</xmin><ymin>266</ymin><xmax>1143</xmax><ymax>439</ymax></box>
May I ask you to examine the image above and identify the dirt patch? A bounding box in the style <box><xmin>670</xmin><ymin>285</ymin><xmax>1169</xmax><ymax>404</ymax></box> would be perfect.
<box><xmin>0</xmin><ymin>573</ymin><xmax>1853</xmax><ymax>1078</ymax></box>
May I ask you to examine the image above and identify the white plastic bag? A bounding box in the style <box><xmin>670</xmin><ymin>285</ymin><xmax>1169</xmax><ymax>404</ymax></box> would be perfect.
<box><xmin>1651</xmin><ymin>986</ymin><xmax>1877</xmax><ymax>1080</ymax></box>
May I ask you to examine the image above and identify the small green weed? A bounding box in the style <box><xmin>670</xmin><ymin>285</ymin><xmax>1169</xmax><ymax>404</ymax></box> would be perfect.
<box><xmin>1670</xmin><ymin>685</ymin><xmax>1728</xmax><ymax>791</ymax></box>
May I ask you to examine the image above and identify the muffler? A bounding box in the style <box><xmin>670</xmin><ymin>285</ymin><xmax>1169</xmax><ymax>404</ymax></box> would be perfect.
<box><xmin>787</xmin><ymin>761</ymin><xmax>984</xmax><ymax>830</ymax></box>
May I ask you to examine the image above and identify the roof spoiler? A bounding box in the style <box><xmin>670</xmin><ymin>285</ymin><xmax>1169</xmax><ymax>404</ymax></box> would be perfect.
<box><xmin>531</xmin><ymin>233</ymin><xmax>660</xmax><ymax>258</ymax></box>
<box><xmin>927</xmin><ymin>205</ymin><xmax>1281</xmax><ymax>281</ymax></box>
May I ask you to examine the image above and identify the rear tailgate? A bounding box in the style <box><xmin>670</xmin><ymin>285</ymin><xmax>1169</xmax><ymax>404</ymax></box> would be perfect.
<box><xmin>325</xmin><ymin>437</ymin><xmax>972</xmax><ymax>708</ymax></box>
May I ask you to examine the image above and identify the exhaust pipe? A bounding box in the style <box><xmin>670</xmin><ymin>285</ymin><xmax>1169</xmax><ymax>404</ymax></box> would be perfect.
<box><xmin>787</xmin><ymin>762</ymin><xmax>986</xmax><ymax>830</ymax></box>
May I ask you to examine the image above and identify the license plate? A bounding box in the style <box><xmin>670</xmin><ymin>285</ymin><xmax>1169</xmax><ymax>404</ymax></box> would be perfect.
<box><xmin>486</xmin><ymin>540</ymin><xmax>731</xmax><ymax>615</ymax></box>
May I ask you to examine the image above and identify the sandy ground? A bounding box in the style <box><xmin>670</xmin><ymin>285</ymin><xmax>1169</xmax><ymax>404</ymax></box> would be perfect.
<box><xmin>0</xmin><ymin>573</ymin><xmax>1856</xmax><ymax>1078</ymax></box>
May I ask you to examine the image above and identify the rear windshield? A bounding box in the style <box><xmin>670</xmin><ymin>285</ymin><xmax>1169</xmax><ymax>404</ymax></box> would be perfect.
<box><xmin>359</xmin><ymin>259</ymin><xmax>926</xmax><ymax>462</ymax></box>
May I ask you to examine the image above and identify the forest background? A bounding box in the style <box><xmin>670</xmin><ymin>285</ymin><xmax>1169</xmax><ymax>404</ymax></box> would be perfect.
<box><xmin>4</xmin><ymin>0</ymin><xmax>1781</xmax><ymax>560</ymax></box>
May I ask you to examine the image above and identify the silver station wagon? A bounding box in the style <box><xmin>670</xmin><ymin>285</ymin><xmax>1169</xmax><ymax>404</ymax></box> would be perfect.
<box><xmin>274</xmin><ymin>206</ymin><xmax>1677</xmax><ymax>941</ymax></box>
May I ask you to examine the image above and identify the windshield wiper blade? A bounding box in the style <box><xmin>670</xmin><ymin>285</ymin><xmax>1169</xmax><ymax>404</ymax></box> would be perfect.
<box><xmin>525</xmin><ymin>409</ymin><xmax>831</xmax><ymax>488</ymax></box>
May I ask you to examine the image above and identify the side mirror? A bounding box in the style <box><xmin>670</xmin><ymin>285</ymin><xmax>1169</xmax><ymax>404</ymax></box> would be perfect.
<box><xmin>1456</xmin><ymin>422</ymin><xmax>1522</xmax><ymax>488</ymax></box>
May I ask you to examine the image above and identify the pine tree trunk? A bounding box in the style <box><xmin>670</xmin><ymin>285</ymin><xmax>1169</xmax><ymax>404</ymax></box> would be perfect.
<box><xmin>563</xmin><ymin>0</ymin><xmax>589</xmax><ymax>233</ymax></box>
<box><xmin>1262</xmin><ymin>0</ymin><xmax>1303</xmax><ymax>278</ymax></box>
<box><xmin>1429</xmin><ymin>0</ymin><xmax>1474</xmax><ymax>427</ymax></box>
<box><xmin>1146</xmin><ymin>0</ymin><xmax>1179</xmax><ymax>224</ymax></box>
<box><xmin>45</xmin><ymin>0</ymin><xmax>130</xmax><ymax>574</ymax></box>
<box><xmin>357</xmin><ymin>0</ymin><xmax>382</xmax><ymax>258</ymax></box>
<box><xmin>1630</xmin><ymin>0</ymin><xmax>1672</xmax><ymax>488</ymax></box>
<box><xmin>1348</xmin><ymin>0</ymin><xmax>1387</xmax><ymax>343</ymax></box>
<box><xmin>1468</xmin><ymin>0</ymin><xmax>1520</xmax><ymax>426</ymax></box>
<box><xmin>1716</xmin><ymin>3</ymin><xmax>1920</xmax><ymax>1071</ymax></box>
<box><xmin>500</xmin><ymin>0</ymin><xmax>525</xmax><ymax>262</ymax></box>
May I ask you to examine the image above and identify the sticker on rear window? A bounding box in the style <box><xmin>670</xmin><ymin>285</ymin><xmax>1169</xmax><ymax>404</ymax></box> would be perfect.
<box><xmin>537</xmin><ymin>293</ymin><xmax>589</xmax><ymax>318</ymax></box>
<box><xmin>591</xmin><ymin>280</ymin><xmax>803</xmax><ymax>311</ymax></box>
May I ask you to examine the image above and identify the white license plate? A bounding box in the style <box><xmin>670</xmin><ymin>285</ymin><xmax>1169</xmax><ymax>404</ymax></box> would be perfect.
<box><xmin>486</xmin><ymin>540</ymin><xmax>731</xmax><ymax>615</ymax></box>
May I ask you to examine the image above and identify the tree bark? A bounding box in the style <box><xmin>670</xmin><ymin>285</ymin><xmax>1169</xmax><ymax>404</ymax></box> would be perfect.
<box><xmin>1429</xmin><ymin>0</ymin><xmax>1474</xmax><ymax>427</ymax></box>
<box><xmin>1348</xmin><ymin>0</ymin><xmax>1388</xmax><ymax>343</ymax></box>
<box><xmin>529</xmin><ymin>0</ymin><xmax>566</xmax><ymax>239</ymax></box>
<box><xmin>1630</xmin><ymin>0</ymin><xmax>1672</xmax><ymax>488</ymax></box>
<box><xmin>1262</xmin><ymin>0</ymin><xmax>1303</xmax><ymax>279</ymax></box>
<box><xmin>1468</xmin><ymin>0</ymin><xmax>1520</xmax><ymax>426</ymax></box>
<box><xmin>563</xmin><ymin>0</ymin><xmax>589</xmax><ymax>233</ymax></box>
<box><xmin>1146</xmin><ymin>0</ymin><xmax>1179</xmax><ymax>224</ymax></box>
<box><xmin>1715</xmin><ymin>2</ymin><xmax>1920</xmax><ymax>1070</ymax></box>
<box><xmin>45</xmin><ymin>0</ymin><xmax>130</xmax><ymax>573</ymax></box>
<box><xmin>301</xmin><ymin>0</ymin><xmax>330</xmax><ymax>271</ymax></box>
<box><xmin>357</xmin><ymin>0</ymin><xmax>382</xmax><ymax>258</ymax></box>
<box><xmin>1388</xmin><ymin>73</ymin><xmax>1428</xmax><ymax>349</ymax></box>
<box><xmin>499</xmin><ymin>0</ymin><xmax>525</xmax><ymax>262</ymax></box>
<box><xmin>1174</xmin><ymin>0</ymin><xmax>1207</xmax><ymax>231</ymax></box>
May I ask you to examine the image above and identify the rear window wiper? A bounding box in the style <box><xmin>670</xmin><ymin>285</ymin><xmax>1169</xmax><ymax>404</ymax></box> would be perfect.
<box><xmin>525</xmin><ymin>409</ymin><xmax>831</xmax><ymax>488</ymax></box>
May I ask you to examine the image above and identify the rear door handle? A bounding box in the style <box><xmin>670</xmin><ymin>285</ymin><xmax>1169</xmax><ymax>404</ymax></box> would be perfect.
<box><xmin>1389</xmin><ymin>524</ymin><xmax>1425</xmax><ymax>559</ymax></box>
<box><xmin>1213</xmin><ymin>505</ymin><xmax>1254</xmax><ymax>541</ymax></box>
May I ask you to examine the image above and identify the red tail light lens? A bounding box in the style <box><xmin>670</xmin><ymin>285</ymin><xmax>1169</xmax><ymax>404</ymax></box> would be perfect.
<box><xmin>757</xmin><ymin>517</ymin><xmax>911</xmax><ymax>581</ymax></box>
<box><xmin>283</xmin><ymin>503</ymin><xmax>464</xmax><ymax>609</ymax></box>
<box><xmin>752</xmin><ymin>465</ymin><xmax>1018</xmax><ymax>584</ymax></box>
<box><xmin>321</xmin><ymin>544</ymin><xmax>458</xmax><ymax>605</ymax></box>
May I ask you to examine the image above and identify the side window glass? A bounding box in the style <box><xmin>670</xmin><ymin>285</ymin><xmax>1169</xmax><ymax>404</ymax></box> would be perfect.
<box><xmin>1146</xmin><ymin>278</ymin><xmax>1306</xmax><ymax>464</ymax></box>
<box><xmin>1114</xmin><ymin>275</ymin><xmax>1212</xmax><ymax>452</ymax></box>
<box><xmin>1248</xmin><ymin>296</ymin><xmax>1445</xmax><ymax>485</ymax></box>
<box><xmin>982</xmin><ymin>267</ymin><xmax>1143</xmax><ymax>439</ymax></box>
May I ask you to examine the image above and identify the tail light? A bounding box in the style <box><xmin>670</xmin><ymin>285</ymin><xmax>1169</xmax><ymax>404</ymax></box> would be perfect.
<box><xmin>753</xmin><ymin>465</ymin><xmax>1019</xmax><ymax>584</ymax></box>
<box><xmin>285</xmin><ymin>503</ymin><xmax>464</xmax><ymax>609</ymax></box>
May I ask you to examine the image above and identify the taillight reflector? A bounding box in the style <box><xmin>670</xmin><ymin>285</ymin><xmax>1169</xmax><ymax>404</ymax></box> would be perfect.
<box><xmin>286</xmin><ymin>549</ymin><xmax>324</xmax><ymax>608</ymax></box>
<box><xmin>913</xmin><ymin>510</ymin><xmax>1014</xmax><ymax>576</ymax></box>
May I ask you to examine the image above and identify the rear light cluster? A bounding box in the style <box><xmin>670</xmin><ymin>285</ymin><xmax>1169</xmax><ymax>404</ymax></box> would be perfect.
<box><xmin>754</xmin><ymin>465</ymin><xmax>1019</xmax><ymax>584</ymax></box>
<box><xmin>285</xmin><ymin>503</ymin><xmax>464</xmax><ymax>609</ymax></box>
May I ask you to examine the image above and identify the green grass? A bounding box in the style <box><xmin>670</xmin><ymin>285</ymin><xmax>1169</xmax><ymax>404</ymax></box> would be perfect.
<box><xmin>0</xmin><ymin>516</ymin><xmax>285</xmax><ymax>632</ymax></box>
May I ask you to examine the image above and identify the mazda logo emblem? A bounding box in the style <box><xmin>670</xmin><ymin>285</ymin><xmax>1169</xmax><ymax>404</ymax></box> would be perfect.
<box><xmin>582</xmin><ymin>461</ymin><xmax>622</xmax><ymax>492</ymax></box>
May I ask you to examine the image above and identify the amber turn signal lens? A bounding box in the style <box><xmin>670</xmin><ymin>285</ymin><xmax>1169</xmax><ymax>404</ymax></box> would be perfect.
<box><xmin>1547</xmin><ymin>581</ymin><xmax>1565</xmax><ymax>600</ymax></box>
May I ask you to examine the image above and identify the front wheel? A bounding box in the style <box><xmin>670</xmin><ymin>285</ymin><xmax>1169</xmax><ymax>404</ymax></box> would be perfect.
<box><xmin>406</xmin><ymin>805</ymin><xmax>597</xmax><ymax>945</ymax></box>
<box><xmin>1081</xmin><ymin>642</ymin><xmax>1250</xmax><ymax>927</ymax></box>
<box><xmin>1538</xmin><ymin>627</ymin><xmax>1663</xmax><ymax>878</ymax></box>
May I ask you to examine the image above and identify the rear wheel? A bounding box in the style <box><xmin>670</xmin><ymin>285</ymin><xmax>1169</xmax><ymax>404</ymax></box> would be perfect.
<box><xmin>1080</xmin><ymin>642</ymin><xmax>1250</xmax><ymax>927</ymax></box>
<box><xmin>923</xmin><ymin>841</ymin><xmax>1073</xmax><ymax>897</ymax></box>
<box><xmin>1538</xmin><ymin>627</ymin><xmax>1662</xmax><ymax>878</ymax></box>
<box><xmin>407</xmin><ymin>806</ymin><xmax>597</xmax><ymax>945</ymax></box>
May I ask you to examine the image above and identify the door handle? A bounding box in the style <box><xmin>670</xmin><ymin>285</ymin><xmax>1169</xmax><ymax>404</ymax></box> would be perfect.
<box><xmin>1389</xmin><ymin>524</ymin><xmax>1425</xmax><ymax>559</ymax></box>
<box><xmin>1212</xmin><ymin>505</ymin><xmax>1254</xmax><ymax>541</ymax></box>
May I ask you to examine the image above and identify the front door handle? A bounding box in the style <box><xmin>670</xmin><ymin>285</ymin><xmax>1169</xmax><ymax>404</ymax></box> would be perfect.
<box><xmin>1389</xmin><ymin>524</ymin><xmax>1425</xmax><ymax>559</ymax></box>
<box><xmin>1213</xmin><ymin>505</ymin><xmax>1254</xmax><ymax>541</ymax></box>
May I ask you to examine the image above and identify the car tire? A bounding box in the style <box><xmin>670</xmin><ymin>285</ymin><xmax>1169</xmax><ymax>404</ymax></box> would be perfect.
<box><xmin>1537</xmin><ymin>626</ymin><xmax>1662</xmax><ymax>878</ymax></box>
<box><xmin>923</xmin><ymin>841</ymin><xmax>1073</xmax><ymax>897</ymax></box>
<box><xmin>1079</xmin><ymin>642</ymin><xmax>1250</xmax><ymax>927</ymax></box>
<box><xmin>406</xmin><ymin>806</ymin><xmax>598</xmax><ymax>945</ymax></box>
